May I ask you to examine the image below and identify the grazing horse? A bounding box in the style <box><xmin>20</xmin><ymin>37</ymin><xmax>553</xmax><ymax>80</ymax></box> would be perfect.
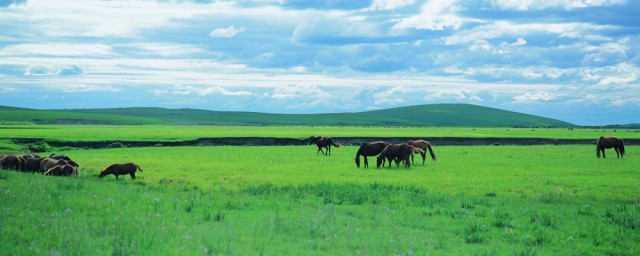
<box><xmin>355</xmin><ymin>141</ymin><xmax>390</xmax><ymax>168</ymax></box>
<box><xmin>376</xmin><ymin>144</ymin><xmax>423</xmax><ymax>168</ymax></box>
<box><xmin>309</xmin><ymin>136</ymin><xmax>341</xmax><ymax>156</ymax></box>
<box><xmin>596</xmin><ymin>136</ymin><xmax>625</xmax><ymax>158</ymax></box>
<box><xmin>44</xmin><ymin>164</ymin><xmax>77</xmax><ymax>176</ymax></box>
<box><xmin>99</xmin><ymin>163</ymin><xmax>143</xmax><ymax>180</ymax></box>
<box><xmin>0</xmin><ymin>155</ymin><xmax>23</xmax><ymax>171</ymax></box>
<box><xmin>407</xmin><ymin>140</ymin><xmax>438</xmax><ymax>165</ymax></box>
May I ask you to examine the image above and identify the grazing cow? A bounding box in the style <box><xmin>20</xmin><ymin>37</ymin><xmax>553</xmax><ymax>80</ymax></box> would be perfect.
<box><xmin>99</xmin><ymin>163</ymin><xmax>143</xmax><ymax>180</ymax></box>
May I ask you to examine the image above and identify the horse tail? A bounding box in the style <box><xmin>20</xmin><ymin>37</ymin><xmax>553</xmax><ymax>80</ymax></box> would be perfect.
<box><xmin>426</xmin><ymin>143</ymin><xmax>437</xmax><ymax>162</ymax></box>
<box><xmin>135</xmin><ymin>163</ymin><xmax>143</xmax><ymax>172</ymax></box>
<box><xmin>619</xmin><ymin>139</ymin><xmax>625</xmax><ymax>157</ymax></box>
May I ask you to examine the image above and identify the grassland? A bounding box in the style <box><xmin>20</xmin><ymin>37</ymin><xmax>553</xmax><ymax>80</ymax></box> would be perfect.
<box><xmin>0</xmin><ymin>103</ymin><xmax>573</xmax><ymax>126</ymax></box>
<box><xmin>1</xmin><ymin>145</ymin><xmax>639</xmax><ymax>255</ymax></box>
<box><xmin>1</xmin><ymin>125</ymin><xmax>639</xmax><ymax>143</ymax></box>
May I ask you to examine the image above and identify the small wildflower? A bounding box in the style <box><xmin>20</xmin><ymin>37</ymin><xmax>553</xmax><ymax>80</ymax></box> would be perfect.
<box><xmin>66</xmin><ymin>208</ymin><xmax>72</xmax><ymax>213</ymax></box>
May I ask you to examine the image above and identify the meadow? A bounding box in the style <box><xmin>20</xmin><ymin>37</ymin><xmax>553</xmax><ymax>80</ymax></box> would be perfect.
<box><xmin>1</xmin><ymin>125</ymin><xmax>639</xmax><ymax>142</ymax></box>
<box><xmin>1</xmin><ymin>144</ymin><xmax>639</xmax><ymax>255</ymax></box>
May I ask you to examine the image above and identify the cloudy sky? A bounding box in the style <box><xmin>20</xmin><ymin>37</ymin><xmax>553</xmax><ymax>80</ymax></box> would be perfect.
<box><xmin>0</xmin><ymin>0</ymin><xmax>639</xmax><ymax>125</ymax></box>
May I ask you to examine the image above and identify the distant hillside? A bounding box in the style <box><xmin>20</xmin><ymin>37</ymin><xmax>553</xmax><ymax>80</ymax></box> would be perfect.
<box><xmin>0</xmin><ymin>104</ymin><xmax>574</xmax><ymax>127</ymax></box>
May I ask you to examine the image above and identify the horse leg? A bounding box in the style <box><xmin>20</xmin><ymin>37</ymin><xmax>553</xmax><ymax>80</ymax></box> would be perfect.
<box><xmin>130</xmin><ymin>172</ymin><xmax>136</xmax><ymax>180</ymax></box>
<box><xmin>327</xmin><ymin>145</ymin><xmax>331</xmax><ymax>156</ymax></box>
<box><xmin>614</xmin><ymin>147</ymin><xmax>620</xmax><ymax>158</ymax></box>
<box><xmin>421</xmin><ymin>152</ymin><xmax>426</xmax><ymax>165</ymax></box>
<box><xmin>364</xmin><ymin>156</ymin><xmax>368</xmax><ymax>168</ymax></box>
<box><xmin>602</xmin><ymin>149</ymin><xmax>606</xmax><ymax>158</ymax></box>
<box><xmin>317</xmin><ymin>147</ymin><xmax>323</xmax><ymax>155</ymax></box>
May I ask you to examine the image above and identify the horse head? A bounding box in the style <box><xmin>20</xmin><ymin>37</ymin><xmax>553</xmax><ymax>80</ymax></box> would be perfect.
<box><xmin>354</xmin><ymin>157</ymin><xmax>360</xmax><ymax>168</ymax></box>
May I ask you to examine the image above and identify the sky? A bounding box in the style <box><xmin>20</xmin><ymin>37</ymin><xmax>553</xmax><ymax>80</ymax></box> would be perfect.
<box><xmin>0</xmin><ymin>0</ymin><xmax>639</xmax><ymax>125</ymax></box>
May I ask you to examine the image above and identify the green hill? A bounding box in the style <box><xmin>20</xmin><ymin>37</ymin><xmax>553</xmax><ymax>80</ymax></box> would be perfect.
<box><xmin>0</xmin><ymin>104</ymin><xmax>574</xmax><ymax>127</ymax></box>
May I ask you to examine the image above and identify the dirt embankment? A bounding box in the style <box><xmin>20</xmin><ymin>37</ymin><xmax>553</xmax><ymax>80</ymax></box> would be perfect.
<box><xmin>11</xmin><ymin>137</ymin><xmax>640</xmax><ymax>150</ymax></box>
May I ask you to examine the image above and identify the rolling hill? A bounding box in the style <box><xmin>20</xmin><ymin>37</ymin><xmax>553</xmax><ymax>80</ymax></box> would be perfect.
<box><xmin>0</xmin><ymin>104</ymin><xmax>574</xmax><ymax>127</ymax></box>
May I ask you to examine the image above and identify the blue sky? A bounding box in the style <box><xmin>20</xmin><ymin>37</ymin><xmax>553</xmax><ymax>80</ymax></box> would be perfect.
<box><xmin>0</xmin><ymin>0</ymin><xmax>639</xmax><ymax>125</ymax></box>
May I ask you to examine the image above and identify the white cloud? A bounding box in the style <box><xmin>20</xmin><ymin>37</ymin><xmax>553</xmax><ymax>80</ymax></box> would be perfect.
<box><xmin>0</xmin><ymin>86</ymin><xmax>19</xmax><ymax>93</ymax></box>
<box><xmin>272</xmin><ymin>84</ymin><xmax>328</xmax><ymax>100</ymax></box>
<box><xmin>1</xmin><ymin>43</ymin><xmax>114</xmax><ymax>57</ymax></box>
<box><xmin>6</xmin><ymin>0</ymin><xmax>226</xmax><ymax>38</ymax></box>
<box><xmin>445</xmin><ymin>21</ymin><xmax>617</xmax><ymax>45</ymax></box>
<box><xmin>24</xmin><ymin>64</ymin><xmax>86</xmax><ymax>76</ymax></box>
<box><xmin>392</xmin><ymin>0</ymin><xmax>470</xmax><ymax>31</ymax></box>
<box><xmin>122</xmin><ymin>43</ymin><xmax>204</xmax><ymax>57</ymax></box>
<box><xmin>580</xmin><ymin>63</ymin><xmax>639</xmax><ymax>85</ymax></box>
<box><xmin>209</xmin><ymin>25</ymin><xmax>245</xmax><ymax>38</ymax></box>
<box><xmin>373</xmin><ymin>87</ymin><xmax>406</xmax><ymax>105</ymax></box>
<box><xmin>172</xmin><ymin>85</ymin><xmax>252</xmax><ymax>96</ymax></box>
<box><xmin>368</xmin><ymin>0</ymin><xmax>416</xmax><ymax>10</ymax></box>
<box><xmin>501</xmin><ymin>38</ymin><xmax>527</xmax><ymax>46</ymax></box>
<box><xmin>581</xmin><ymin>42</ymin><xmax>628</xmax><ymax>66</ymax></box>
<box><xmin>62</xmin><ymin>84</ymin><xmax>121</xmax><ymax>93</ymax></box>
<box><xmin>513</xmin><ymin>92</ymin><xmax>558</xmax><ymax>103</ymax></box>
<box><xmin>487</xmin><ymin>0</ymin><xmax>627</xmax><ymax>10</ymax></box>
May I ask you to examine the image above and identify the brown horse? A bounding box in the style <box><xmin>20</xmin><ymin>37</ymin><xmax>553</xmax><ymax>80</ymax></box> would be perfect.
<box><xmin>354</xmin><ymin>141</ymin><xmax>390</xmax><ymax>168</ymax></box>
<box><xmin>99</xmin><ymin>163</ymin><xmax>143</xmax><ymax>180</ymax></box>
<box><xmin>0</xmin><ymin>155</ymin><xmax>24</xmax><ymax>171</ymax></box>
<box><xmin>376</xmin><ymin>144</ymin><xmax>423</xmax><ymax>168</ymax></box>
<box><xmin>44</xmin><ymin>164</ymin><xmax>77</xmax><ymax>176</ymax></box>
<box><xmin>596</xmin><ymin>136</ymin><xmax>625</xmax><ymax>158</ymax></box>
<box><xmin>407</xmin><ymin>140</ymin><xmax>438</xmax><ymax>165</ymax></box>
<box><xmin>309</xmin><ymin>136</ymin><xmax>341</xmax><ymax>155</ymax></box>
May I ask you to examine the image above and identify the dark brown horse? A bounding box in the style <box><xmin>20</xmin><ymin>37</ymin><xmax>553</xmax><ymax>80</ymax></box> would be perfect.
<box><xmin>407</xmin><ymin>140</ymin><xmax>438</xmax><ymax>165</ymax></box>
<box><xmin>354</xmin><ymin>141</ymin><xmax>390</xmax><ymax>168</ymax></box>
<box><xmin>0</xmin><ymin>155</ymin><xmax>24</xmax><ymax>171</ymax></box>
<box><xmin>99</xmin><ymin>163</ymin><xmax>143</xmax><ymax>180</ymax></box>
<box><xmin>376</xmin><ymin>144</ymin><xmax>423</xmax><ymax>168</ymax></box>
<box><xmin>44</xmin><ymin>164</ymin><xmax>77</xmax><ymax>176</ymax></box>
<box><xmin>596</xmin><ymin>136</ymin><xmax>625</xmax><ymax>158</ymax></box>
<box><xmin>309</xmin><ymin>136</ymin><xmax>340</xmax><ymax>155</ymax></box>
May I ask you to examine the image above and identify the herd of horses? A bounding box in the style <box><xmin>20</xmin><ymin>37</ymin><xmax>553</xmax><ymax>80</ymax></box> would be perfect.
<box><xmin>311</xmin><ymin>135</ymin><xmax>627</xmax><ymax>168</ymax></box>
<box><xmin>0</xmin><ymin>153</ymin><xmax>143</xmax><ymax>180</ymax></box>
<box><xmin>310</xmin><ymin>136</ymin><xmax>439</xmax><ymax>168</ymax></box>
<box><xmin>0</xmin><ymin>136</ymin><xmax>628</xmax><ymax>178</ymax></box>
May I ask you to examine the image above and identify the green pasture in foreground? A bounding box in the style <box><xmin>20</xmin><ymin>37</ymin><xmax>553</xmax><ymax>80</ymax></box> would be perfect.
<box><xmin>1</xmin><ymin>145</ymin><xmax>639</xmax><ymax>255</ymax></box>
<box><xmin>1</xmin><ymin>125</ymin><xmax>639</xmax><ymax>142</ymax></box>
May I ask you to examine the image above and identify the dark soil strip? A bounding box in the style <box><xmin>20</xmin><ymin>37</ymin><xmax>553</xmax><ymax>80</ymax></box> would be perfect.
<box><xmin>11</xmin><ymin>137</ymin><xmax>640</xmax><ymax>150</ymax></box>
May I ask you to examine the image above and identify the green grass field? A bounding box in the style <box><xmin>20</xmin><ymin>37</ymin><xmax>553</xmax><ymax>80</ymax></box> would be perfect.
<box><xmin>1</xmin><ymin>125</ymin><xmax>638</xmax><ymax>143</ymax></box>
<box><xmin>1</xmin><ymin>145</ymin><xmax>639</xmax><ymax>255</ymax></box>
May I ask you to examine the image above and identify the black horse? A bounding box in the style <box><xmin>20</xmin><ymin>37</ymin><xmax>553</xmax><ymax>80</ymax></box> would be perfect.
<box><xmin>596</xmin><ymin>136</ymin><xmax>625</xmax><ymax>158</ymax></box>
<box><xmin>355</xmin><ymin>141</ymin><xmax>390</xmax><ymax>168</ymax></box>
<box><xmin>309</xmin><ymin>136</ymin><xmax>341</xmax><ymax>156</ymax></box>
